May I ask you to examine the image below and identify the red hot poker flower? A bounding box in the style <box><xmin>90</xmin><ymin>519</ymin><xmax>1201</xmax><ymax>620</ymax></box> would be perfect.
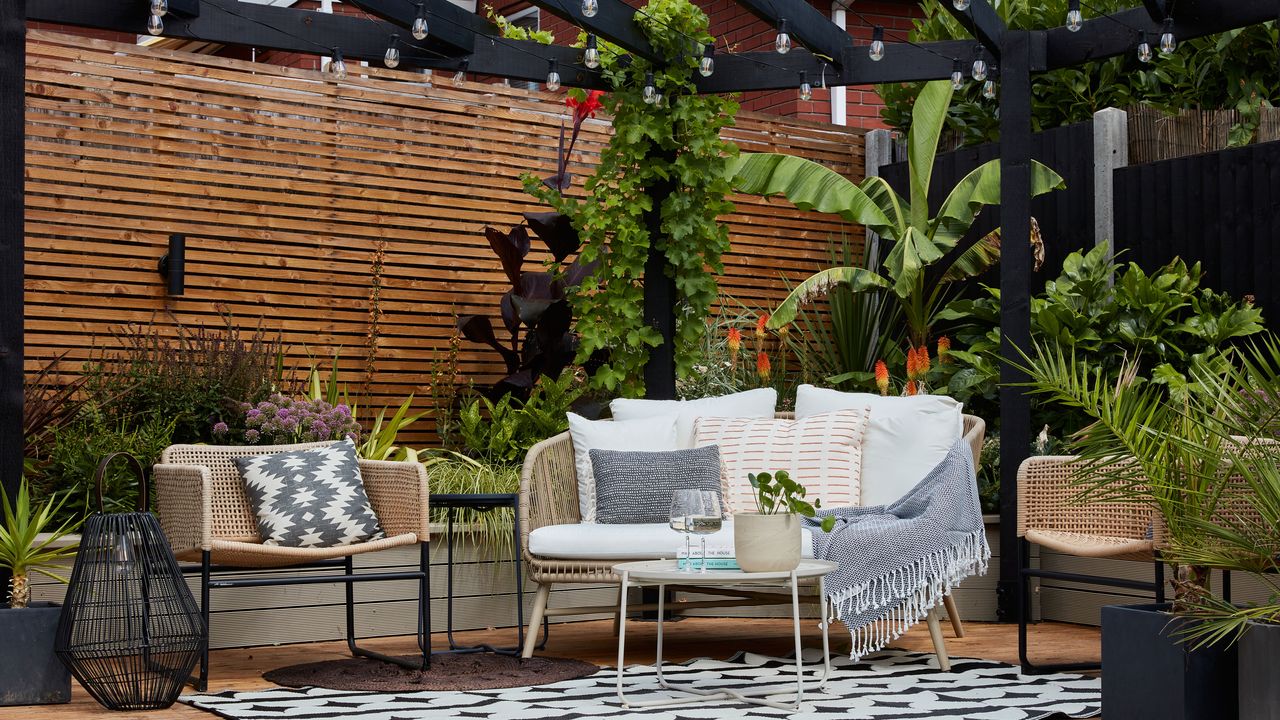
<box><xmin>905</xmin><ymin>346</ymin><xmax>919</xmax><ymax>381</ymax></box>
<box><xmin>874</xmin><ymin>360</ymin><xmax>890</xmax><ymax>396</ymax></box>
<box><xmin>917</xmin><ymin>345</ymin><xmax>931</xmax><ymax>375</ymax></box>
<box><xmin>937</xmin><ymin>336</ymin><xmax>952</xmax><ymax>363</ymax></box>
<box><xmin>756</xmin><ymin>351</ymin><xmax>772</xmax><ymax>383</ymax></box>
<box><xmin>727</xmin><ymin>327</ymin><xmax>742</xmax><ymax>359</ymax></box>
<box><xmin>756</xmin><ymin>314</ymin><xmax>770</xmax><ymax>335</ymax></box>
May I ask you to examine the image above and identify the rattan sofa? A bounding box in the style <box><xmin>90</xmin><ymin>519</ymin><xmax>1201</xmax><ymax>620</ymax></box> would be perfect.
<box><xmin>154</xmin><ymin>441</ymin><xmax>431</xmax><ymax>690</ymax></box>
<box><xmin>519</xmin><ymin>412</ymin><xmax>987</xmax><ymax>665</ymax></box>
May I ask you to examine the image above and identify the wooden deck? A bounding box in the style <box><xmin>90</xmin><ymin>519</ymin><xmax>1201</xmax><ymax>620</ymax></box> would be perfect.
<box><xmin>17</xmin><ymin>618</ymin><xmax>1101</xmax><ymax>720</ymax></box>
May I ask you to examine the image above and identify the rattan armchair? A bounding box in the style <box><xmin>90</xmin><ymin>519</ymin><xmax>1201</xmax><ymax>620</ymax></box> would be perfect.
<box><xmin>154</xmin><ymin>441</ymin><xmax>431</xmax><ymax>691</ymax></box>
<box><xmin>518</xmin><ymin>413</ymin><xmax>987</xmax><ymax>666</ymax></box>
<box><xmin>1015</xmin><ymin>455</ymin><xmax>1165</xmax><ymax>674</ymax></box>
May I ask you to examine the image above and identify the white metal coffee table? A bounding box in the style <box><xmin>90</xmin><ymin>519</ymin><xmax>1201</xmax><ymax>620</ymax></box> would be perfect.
<box><xmin>612</xmin><ymin>559</ymin><xmax>836</xmax><ymax>711</ymax></box>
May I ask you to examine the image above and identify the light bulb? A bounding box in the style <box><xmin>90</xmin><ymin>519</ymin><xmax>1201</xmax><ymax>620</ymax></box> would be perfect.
<box><xmin>146</xmin><ymin>13</ymin><xmax>164</xmax><ymax>35</ymax></box>
<box><xmin>982</xmin><ymin>79</ymin><xmax>997</xmax><ymax>99</ymax></box>
<box><xmin>384</xmin><ymin>36</ymin><xmax>400</xmax><ymax>68</ymax></box>
<box><xmin>411</xmin><ymin>5</ymin><xmax>428</xmax><ymax>40</ymax></box>
<box><xmin>581</xmin><ymin>0</ymin><xmax>598</xmax><ymax>17</ymax></box>
<box><xmin>642</xmin><ymin>72</ymin><xmax>657</xmax><ymax>104</ymax></box>
<box><xmin>1160</xmin><ymin>18</ymin><xmax>1176</xmax><ymax>54</ymax></box>
<box><xmin>799</xmin><ymin>79</ymin><xmax>812</xmax><ymax>102</ymax></box>
<box><xmin>150</xmin><ymin>0</ymin><xmax>168</xmax><ymax>17</ymax></box>
<box><xmin>329</xmin><ymin>50</ymin><xmax>347</xmax><ymax>80</ymax></box>
<box><xmin>951</xmin><ymin>59</ymin><xmax>964</xmax><ymax>90</ymax></box>
<box><xmin>775</xmin><ymin>19</ymin><xmax>791</xmax><ymax>55</ymax></box>
<box><xmin>953</xmin><ymin>0</ymin><xmax>970</xmax><ymax>9</ymax></box>
<box><xmin>972</xmin><ymin>58</ymin><xmax>988</xmax><ymax>82</ymax></box>
<box><xmin>546</xmin><ymin>64</ymin><xmax>561</xmax><ymax>92</ymax></box>
<box><xmin>1138</xmin><ymin>33</ymin><xmax>1153</xmax><ymax>63</ymax></box>
<box><xmin>869</xmin><ymin>27</ymin><xmax>885</xmax><ymax>62</ymax></box>
<box><xmin>699</xmin><ymin>45</ymin><xmax>714</xmax><ymax>77</ymax></box>
<box><xmin>453</xmin><ymin>69</ymin><xmax>466</xmax><ymax>85</ymax></box>
<box><xmin>584</xmin><ymin>35</ymin><xmax>600</xmax><ymax>69</ymax></box>
<box><xmin>1066</xmin><ymin>9</ymin><xmax>1083</xmax><ymax>32</ymax></box>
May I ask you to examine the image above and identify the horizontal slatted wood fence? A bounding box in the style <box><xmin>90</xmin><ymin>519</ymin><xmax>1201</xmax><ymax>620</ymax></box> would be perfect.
<box><xmin>24</xmin><ymin>30</ymin><xmax>863</xmax><ymax>445</ymax></box>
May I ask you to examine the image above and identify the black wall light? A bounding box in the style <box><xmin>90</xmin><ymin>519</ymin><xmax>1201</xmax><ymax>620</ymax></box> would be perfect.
<box><xmin>158</xmin><ymin>234</ymin><xmax>185</xmax><ymax>296</ymax></box>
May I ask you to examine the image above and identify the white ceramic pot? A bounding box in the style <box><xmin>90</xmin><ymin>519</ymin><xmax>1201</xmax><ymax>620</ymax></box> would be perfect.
<box><xmin>734</xmin><ymin>512</ymin><xmax>801</xmax><ymax>572</ymax></box>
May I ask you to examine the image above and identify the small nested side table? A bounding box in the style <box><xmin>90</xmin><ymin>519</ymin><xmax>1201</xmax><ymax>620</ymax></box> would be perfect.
<box><xmin>431</xmin><ymin>493</ymin><xmax>546</xmax><ymax>655</ymax></box>
<box><xmin>612</xmin><ymin>559</ymin><xmax>837</xmax><ymax>711</ymax></box>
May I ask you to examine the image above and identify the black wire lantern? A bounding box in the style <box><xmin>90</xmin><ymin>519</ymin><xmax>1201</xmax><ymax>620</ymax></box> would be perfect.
<box><xmin>55</xmin><ymin>453</ymin><xmax>205</xmax><ymax>711</ymax></box>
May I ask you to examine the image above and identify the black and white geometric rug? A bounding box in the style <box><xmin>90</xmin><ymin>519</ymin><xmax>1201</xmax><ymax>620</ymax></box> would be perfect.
<box><xmin>182</xmin><ymin>650</ymin><xmax>1101</xmax><ymax>720</ymax></box>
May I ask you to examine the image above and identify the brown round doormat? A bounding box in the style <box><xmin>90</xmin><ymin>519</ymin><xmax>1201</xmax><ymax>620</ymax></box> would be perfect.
<box><xmin>262</xmin><ymin>652</ymin><xmax>599</xmax><ymax>692</ymax></box>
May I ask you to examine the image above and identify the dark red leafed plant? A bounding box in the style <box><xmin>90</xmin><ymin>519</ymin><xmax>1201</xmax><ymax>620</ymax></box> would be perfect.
<box><xmin>545</xmin><ymin>90</ymin><xmax>605</xmax><ymax>192</ymax></box>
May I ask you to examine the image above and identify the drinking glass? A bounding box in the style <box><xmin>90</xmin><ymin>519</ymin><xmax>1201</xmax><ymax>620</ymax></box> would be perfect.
<box><xmin>670</xmin><ymin>490</ymin><xmax>702</xmax><ymax>573</ymax></box>
<box><xmin>687</xmin><ymin>490</ymin><xmax>723</xmax><ymax>573</ymax></box>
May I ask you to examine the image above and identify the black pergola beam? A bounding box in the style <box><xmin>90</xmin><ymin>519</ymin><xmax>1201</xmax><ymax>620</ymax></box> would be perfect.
<box><xmin>941</xmin><ymin>0</ymin><xmax>1005</xmax><ymax>56</ymax></box>
<box><xmin>28</xmin><ymin>0</ymin><xmax>474</xmax><ymax>64</ymax></box>
<box><xmin>1140</xmin><ymin>0</ymin><xmax>1173</xmax><ymax>24</ymax></box>
<box><xmin>735</xmin><ymin>0</ymin><xmax>852</xmax><ymax>64</ymax></box>
<box><xmin>345</xmin><ymin>0</ymin><xmax>480</xmax><ymax>54</ymax></box>
<box><xmin>525</xmin><ymin>0</ymin><xmax>662</xmax><ymax>63</ymax></box>
<box><xmin>1</xmin><ymin>0</ymin><xmax>23</xmax><ymax>521</ymax></box>
<box><xmin>1045</xmin><ymin>0</ymin><xmax>1280</xmax><ymax>70</ymax></box>
<box><xmin>838</xmin><ymin>40</ymin><xmax>991</xmax><ymax>84</ymax></box>
<box><xmin>430</xmin><ymin>39</ymin><xmax>608</xmax><ymax>89</ymax></box>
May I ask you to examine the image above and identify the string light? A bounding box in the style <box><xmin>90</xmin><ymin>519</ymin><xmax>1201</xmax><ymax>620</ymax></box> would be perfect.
<box><xmin>869</xmin><ymin>26</ymin><xmax>885</xmax><ymax>61</ymax></box>
<box><xmin>327</xmin><ymin>48</ymin><xmax>347</xmax><ymax>80</ymax></box>
<box><xmin>411</xmin><ymin>3</ymin><xmax>428</xmax><ymax>40</ymax></box>
<box><xmin>1066</xmin><ymin>0</ymin><xmax>1083</xmax><ymax>32</ymax></box>
<box><xmin>581</xmin><ymin>0</ymin><xmax>598</xmax><ymax>17</ymax></box>
<box><xmin>584</xmin><ymin>34</ymin><xmax>600</xmax><ymax>69</ymax></box>
<box><xmin>150</xmin><ymin>0</ymin><xmax>168</xmax><ymax>17</ymax></box>
<box><xmin>799</xmin><ymin>71</ymin><xmax>812</xmax><ymax>101</ymax></box>
<box><xmin>545</xmin><ymin>60</ymin><xmax>561</xmax><ymax>91</ymax></box>
<box><xmin>1160</xmin><ymin>17</ymin><xmax>1176</xmax><ymax>54</ymax></box>
<box><xmin>384</xmin><ymin>34</ymin><xmax>401</xmax><ymax>68</ymax></box>
<box><xmin>1138</xmin><ymin>31</ymin><xmax>1153</xmax><ymax>62</ymax></box>
<box><xmin>642</xmin><ymin>71</ymin><xmax>658</xmax><ymax>104</ymax></box>
<box><xmin>699</xmin><ymin>43</ymin><xmax>715</xmax><ymax>77</ymax></box>
<box><xmin>146</xmin><ymin>12</ymin><xmax>164</xmax><ymax>35</ymax></box>
<box><xmin>951</xmin><ymin>58</ymin><xmax>964</xmax><ymax>90</ymax></box>
<box><xmin>982</xmin><ymin>65</ymin><xmax>997</xmax><ymax>99</ymax></box>
<box><xmin>453</xmin><ymin>59</ymin><xmax>469</xmax><ymax>85</ymax></box>
<box><xmin>775</xmin><ymin>18</ymin><xmax>792</xmax><ymax>54</ymax></box>
<box><xmin>971</xmin><ymin>46</ymin><xmax>987</xmax><ymax>81</ymax></box>
<box><xmin>953</xmin><ymin>0</ymin><xmax>970</xmax><ymax>10</ymax></box>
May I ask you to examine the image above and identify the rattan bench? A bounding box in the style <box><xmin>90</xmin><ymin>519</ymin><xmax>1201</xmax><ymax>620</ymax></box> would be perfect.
<box><xmin>518</xmin><ymin>412</ymin><xmax>987</xmax><ymax>664</ymax></box>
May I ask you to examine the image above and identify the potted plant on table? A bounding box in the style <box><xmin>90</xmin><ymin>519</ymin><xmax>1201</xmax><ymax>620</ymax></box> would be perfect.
<box><xmin>736</xmin><ymin>471</ymin><xmax>835</xmax><ymax>572</ymax></box>
<box><xmin>1021</xmin><ymin>340</ymin><xmax>1280</xmax><ymax>720</ymax></box>
<box><xmin>0</xmin><ymin>480</ymin><xmax>80</xmax><ymax>706</ymax></box>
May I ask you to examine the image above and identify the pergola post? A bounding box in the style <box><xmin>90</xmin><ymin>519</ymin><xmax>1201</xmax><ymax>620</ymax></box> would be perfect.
<box><xmin>996</xmin><ymin>29</ymin><xmax>1033</xmax><ymax>622</ymax></box>
<box><xmin>642</xmin><ymin>148</ymin><xmax>678</xmax><ymax>400</ymax></box>
<box><xmin>1</xmin><ymin>0</ymin><xmax>26</xmax><ymax>595</ymax></box>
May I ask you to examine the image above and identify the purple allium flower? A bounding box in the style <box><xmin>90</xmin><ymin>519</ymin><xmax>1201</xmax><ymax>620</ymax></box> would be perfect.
<box><xmin>244</xmin><ymin>429</ymin><xmax>260</xmax><ymax>443</ymax></box>
<box><xmin>212</xmin><ymin>422</ymin><xmax>229</xmax><ymax>436</ymax></box>
<box><xmin>246</xmin><ymin>408</ymin><xmax>261</xmax><ymax>418</ymax></box>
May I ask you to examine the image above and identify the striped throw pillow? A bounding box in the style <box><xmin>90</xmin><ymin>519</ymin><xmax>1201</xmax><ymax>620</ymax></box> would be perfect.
<box><xmin>694</xmin><ymin>409</ymin><xmax>871</xmax><ymax>515</ymax></box>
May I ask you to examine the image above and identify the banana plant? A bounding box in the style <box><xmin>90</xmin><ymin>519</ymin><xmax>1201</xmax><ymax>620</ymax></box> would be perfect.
<box><xmin>728</xmin><ymin>80</ymin><xmax>1066</xmax><ymax>349</ymax></box>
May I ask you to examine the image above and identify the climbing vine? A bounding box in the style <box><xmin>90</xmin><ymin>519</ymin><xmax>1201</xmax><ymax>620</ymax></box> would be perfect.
<box><xmin>525</xmin><ymin>0</ymin><xmax>738</xmax><ymax>396</ymax></box>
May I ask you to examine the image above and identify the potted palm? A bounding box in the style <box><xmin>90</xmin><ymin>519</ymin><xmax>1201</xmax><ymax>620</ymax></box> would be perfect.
<box><xmin>0</xmin><ymin>480</ymin><xmax>79</xmax><ymax>706</ymax></box>
<box><xmin>736</xmin><ymin>471</ymin><xmax>835</xmax><ymax>572</ymax></box>
<box><xmin>1020</xmin><ymin>340</ymin><xmax>1280</xmax><ymax>720</ymax></box>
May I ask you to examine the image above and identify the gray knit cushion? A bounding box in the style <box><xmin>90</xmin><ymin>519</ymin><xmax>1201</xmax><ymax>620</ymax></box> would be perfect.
<box><xmin>588</xmin><ymin>446</ymin><xmax>723</xmax><ymax>524</ymax></box>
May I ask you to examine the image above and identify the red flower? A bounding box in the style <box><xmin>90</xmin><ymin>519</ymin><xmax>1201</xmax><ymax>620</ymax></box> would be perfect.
<box><xmin>566</xmin><ymin>90</ymin><xmax>606</xmax><ymax>123</ymax></box>
<box><xmin>905</xmin><ymin>346</ymin><xmax>919</xmax><ymax>381</ymax></box>
<box><xmin>917</xmin><ymin>345</ymin><xmax>931</xmax><ymax>375</ymax></box>
<box><xmin>905</xmin><ymin>380</ymin><xmax>919</xmax><ymax>397</ymax></box>
<box><xmin>727</xmin><ymin>327</ymin><xmax>742</xmax><ymax>360</ymax></box>
<box><xmin>756</xmin><ymin>351</ymin><xmax>771</xmax><ymax>383</ymax></box>
<box><xmin>756</xmin><ymin>314</ymin><xmax>770</xmax><ymax>335</ymax></box>
<box><xmin>937</xmin><ymin>336</ymin><xmax>952</xmax><ymax>363</ymax></box>
<box><xmin>874</xmin><ymin>360</ymin><xmax>890</xmax><ymax>396</ymax></box>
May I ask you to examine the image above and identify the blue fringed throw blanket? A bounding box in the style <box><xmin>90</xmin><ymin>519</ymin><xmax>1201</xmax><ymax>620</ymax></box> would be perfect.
<box><xmin>803</xmin><ymin>437</ymin><xmax>990</xmax><ymax>659</ymax></box>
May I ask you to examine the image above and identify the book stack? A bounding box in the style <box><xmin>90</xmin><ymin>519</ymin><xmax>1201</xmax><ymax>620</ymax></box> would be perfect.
<box><xmin>676</xmin><ymin>545</ymin><xmax>739</xmax><ymax>570</ymax></box>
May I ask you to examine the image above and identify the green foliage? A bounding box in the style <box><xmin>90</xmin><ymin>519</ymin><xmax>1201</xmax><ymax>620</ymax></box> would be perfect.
<box><xmin>485</xmin><ymin>5</ymin><xmax>554</xmax><ymax>44</ymax></box>
<box><xmin>746</xmin><ymin>470</ymin><xmax>836</xmax><ymax>532</ymax></box>
<box><xmin>0</xmin><ymin>480</ymin><xmax>80</xmax><ymax>608</ymax></box>
<box><xmin>878</xmin><ymin>0</ymin><xmax>1279</xmax><ymax>147</ymax></box>
<box><xmin>526</xmin><ymin>0</ymin><xmax>738</xmax><ymax>396</ymax></box>
<box><xmin>456</xmin><ymin>373</ymin><xmax>583</xmax><ymax>465</ymax></box>
<box><xmin>43</xmin><ymin>412</ymin><xmax>177</xmax><ymax>523</ymax></box>
<box><xmin>936</xmin><ymin>244</ymin><xmax>1265</xmax><ymax>430</ymax></box>
<box><xmin>732</xmin><ymin>81</ymin><xmax>1064</xmax><ymax>349</ymax></box>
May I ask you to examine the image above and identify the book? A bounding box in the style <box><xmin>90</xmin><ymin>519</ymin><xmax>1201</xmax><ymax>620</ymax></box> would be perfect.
<box><xmin>677</xmin><ymin>557</ymin><xmax>740</xmax><ymax>570</ymax></box>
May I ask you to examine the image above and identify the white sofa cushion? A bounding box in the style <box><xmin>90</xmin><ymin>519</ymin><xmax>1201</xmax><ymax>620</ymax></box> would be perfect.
<box><xmin>567</xmin><ymin>412</ymin><xmax>679</xmax><ymax>523</ymax></box>
<box><xmin>795</xmin><ymin>385</ymin><xmax>963</xmax><ymax>507</ymax></box>
<box><xmin>693</xmin><ymin>410</ymin><xmax>870</xmax><ymax>514</ymax></box>
<box><xmin>609</xmin><ymin>388</ymin><xmax>778</xmax><ymax>449</ymax></box>
<box><xmin>528</xmin><ymin>521</ymin><xmax>816</xmax><ymax>560</ymax></box>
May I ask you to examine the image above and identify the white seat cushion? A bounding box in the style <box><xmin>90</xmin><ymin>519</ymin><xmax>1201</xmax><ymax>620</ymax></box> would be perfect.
<box><xmin>609</xmin><ymin>388</ymin><xmax>778</xmax><ymax>449</ymax></box>
<box><xmin>795</xmin><ymin>385</ymin><xmax>963</xmax><ymax>507</ymax></box>
<box><xmin>528</xmin><ymin>521</ymin><xmax>816</xmax><ymax>561</ymax></box>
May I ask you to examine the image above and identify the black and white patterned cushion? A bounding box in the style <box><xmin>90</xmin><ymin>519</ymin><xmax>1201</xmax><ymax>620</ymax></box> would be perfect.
<box><xmin>588</xmin><ymin>446</ymin><xmax>723</xmax><ymax>524</ymax></box>
<box><xmin>233</xmin><ymin>440</ymin><xmax>384</xmax><ymax>548</ymax></box>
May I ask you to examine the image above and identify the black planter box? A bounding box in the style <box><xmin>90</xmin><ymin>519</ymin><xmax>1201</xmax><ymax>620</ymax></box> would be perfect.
<box><xmin>0</xmin><ymin>602</ymin><xmax>71</xmax><ymax>706</ymax></box>
<box><xmin>1240</xmin><ymin>620</ymin><xmax>1280</xmax><ymax>720</ymax></box>
<box><xmin>1102</xmin><ymin>603</ymin><xmax>1238</xmax><ymax>720</ymax></box>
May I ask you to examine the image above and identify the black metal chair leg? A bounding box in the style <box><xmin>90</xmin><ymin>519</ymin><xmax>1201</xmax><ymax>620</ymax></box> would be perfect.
<box><xmin>342</xmin><ymin>552</ymin><xmax>433</xmax><ymax>670</ymax></box>
<box><xmin>196</xmin><ymin>550</ymin><xmax>210</xmax><ymax>692</ymax></box>
<box><xmin>420</xmin><ymin>541</ymin><xmax>431</xmax><ymax>670</ymax></box>
<box><xmin>1155</xmin><ymin>558</ymin><xmax>1167</xmax><ymax>604</ymax></box>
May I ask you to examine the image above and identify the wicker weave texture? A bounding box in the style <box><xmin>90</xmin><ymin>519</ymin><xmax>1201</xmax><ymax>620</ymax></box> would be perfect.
<box><xmin>1015</xmin><ymin>455</ymin><xmax>1157</xmax><ymax>560</ymax></box>
<box><xmin>155</xmin><ymin>442</ymin><xmax>429</xmax><ymax>567</ymax></box>
<box><xmin>519</xmin><ymin>413</ymin><xmax>987</xmax><ymax>584</ymax></box>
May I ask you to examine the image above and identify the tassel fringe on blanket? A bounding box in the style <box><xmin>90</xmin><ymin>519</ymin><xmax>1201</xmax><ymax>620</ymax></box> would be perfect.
<box><xmin>804</xmin><ymin>437</ymin><xmax>991</xmax><ymax>659</ymax></box>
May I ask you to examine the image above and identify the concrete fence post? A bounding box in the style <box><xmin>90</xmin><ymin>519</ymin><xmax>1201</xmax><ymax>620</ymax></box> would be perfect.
<box><xmin>864</xmin><ymin>128</ymin><xmax>894</xmax><ymax>266</ymax></box>
<box><xmin>1092</xmin><ymin>107</ymin><xmax>1128</xmax><ymax>252</ymax></box>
